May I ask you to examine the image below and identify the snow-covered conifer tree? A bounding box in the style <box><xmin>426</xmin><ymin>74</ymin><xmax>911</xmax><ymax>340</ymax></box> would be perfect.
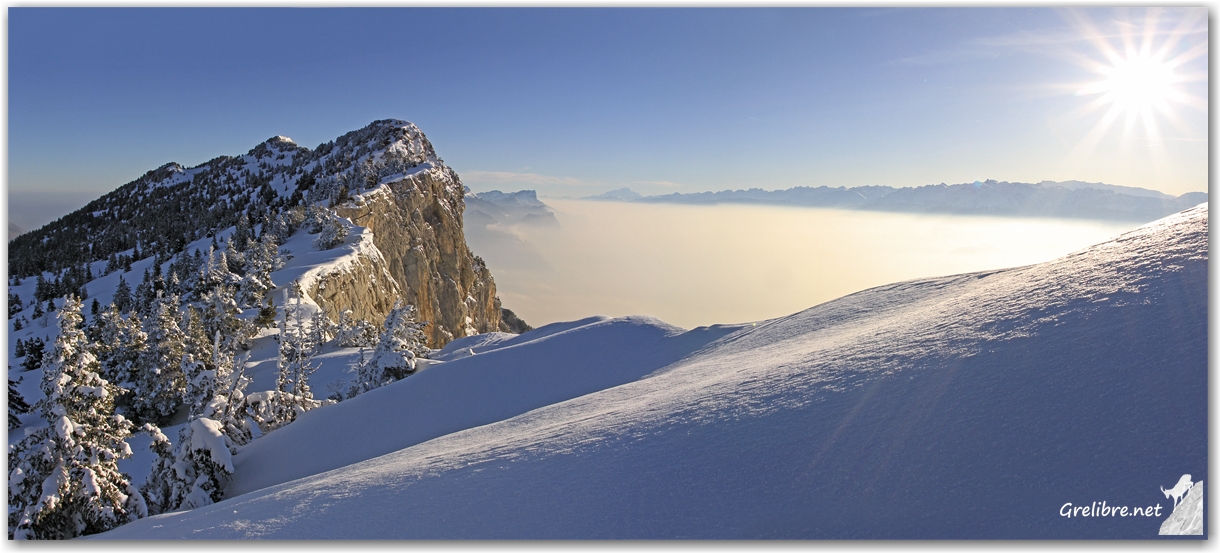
<box><xmin>236</xmin><ymin>234</ymin><xmax>281</xmax><ymax>308</ymax></box>
<box><xmin>131</xmin><ymin>293</ymin><xmax>188</xmax><ymax>425</ymax></box>
<box><xmin>8</xmin><ymin>296</ymin><xmax>146</xmax><ymax>539</ymax></box>
<box><xmin>309</xmin><ymin>309</ymin><xmax>335</xmax><ymax>347</ymax></box>
<box><xmin>88</xmin><ymin>304</ymin><xmax>147</xmax><ymax>398</ymax></box>
<box><xmin>141</xmin><ymin>331</ymin><xmax>254</xmax><ymax>516</ymax></box>
<box><xmin>303</xmin><ymin>204</ymin><xmax>328</xmax><ymax>234</ymax></box>
<box><xmin>199</xmin><ymin>282</ymin><xmax>252</xmax><ymax>352</ymax></box>
<box><xmin>334</xmin><ymin>309</ymin><xmax>378</xmax><ymax>347</ymax></box>
<box><xmin>249</xmin><ymin>285</ymin><xmax>329</xmax><ymax>433</ymax></box>
<box><xmin>222</xmin><ymin>235</ymin><xmax>245</xmax><ymax>276</ymax></box>
<box><xmin>194</xmin><ymin>246</ymin><xmax>239</xmax><ymax>301</ymax></box>
<box><xmin>138</xmin><ymin>425</ymin><xmax>182</xmax><ymax>516</ymax></box>
<box><xmin>112</xmin><ymin>275</ymin><xmax>132</xmax><ymax>313</ymax></box>
<box><xmin>8</xmin><ymin>374</ymin><xmax>30</xmax><ymax>429</ymax></box>
<box><xmin>311</xmin><ymin>208</ymin><xmax>348</xmax><ymax>251</ymax></box>
<box><xmin>349</xmin><ymin>301</ymin><xmax>429</xmax><ymax>397</ymax></box>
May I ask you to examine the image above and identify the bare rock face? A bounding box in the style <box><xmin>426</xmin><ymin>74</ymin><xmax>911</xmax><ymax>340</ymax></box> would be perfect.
<box><xmin>305</xmin><ymin>251</ymin><xmax>404</xmax><ymax>329</ymax></box>
<box><xmin>331</xmin><ymin>164</ymin><xmax>501</xmax><ymax>348</ymax></box>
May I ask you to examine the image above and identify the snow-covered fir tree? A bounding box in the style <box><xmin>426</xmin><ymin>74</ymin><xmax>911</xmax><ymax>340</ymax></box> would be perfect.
<box><xmin>179</xmin><ymin>307</ymin><xmax>214</xmax><ymax>418</ymax></box>
<box><xmin>19</xmin><ymin>337</ymin><xmax>45</xmax><ymax>372</ymax></box>
<box><xmin>348</xmin><ymin>301</ymin><xmax>429</xmax><ymax>398</ymax></box>
<box><xmin>8</xmin><ymin>296</ymin><xmax>146</xmax><ymax>539</ymax></box>
<box><xmin>138</xmin><ymin>425</ymin><xmax>181</xmax><ymax>516</ymax></box>
<box><xmin>334</xmin><ymin>309</ymin><xmax>378</xmax><ymax>347</ymax></box>
<box><xmin>131</xmin><ymin>293</ymin><xmax>188</xmax><ymax>425</ymax></box>
<box><xmin>309</xmin><ymin>309</ymin><xmax>335</xmax><ymax>347</ymax></box>
<box><xmin>112</xmin><ymin>275</ymin><xmax>133</xmax><ymax>313</ymax></box>
<box><xmin>310</xmin><ymin>207</ymin><xmax>348</xmax><ymax>251</ymax></box>
<box><xmin>8</xmin><ymin>374</ymin><xmax>31</xmax><ymax>429</ymax></box>
<box><xmin>303</xmin><ymin>204</ymin><xmax>329</xmax><ymax>234</ymax></box>
<box><xmin>248</xmin><ymin>285</ymin><xmax>329</xmax><ymax>433</ymax></box>
<box><xmin>193</xmin><ymin>246</ymin><xmax>239</xmax><ymax>302</ymax></box>
<box><xmin>87</xmin><ymin>304</ymin><xmax>148</xmax><ymax>419</ymax></box>
<box><xmin>141</xmin><ymin>332</ymin><xmax>254</xmax><ymax>516</ymax></box>
<box><xmin>202</xmin><ymin>333</ymin><xmax>255</xmax><ymax>447</ymax></box>
<box><xmin>140</xmin><ymin>417</ymin><xmax>235</xmax><ymax>515</ymax></box>
<box><xmin>198</xmin><ymin>282</ymin><xmax>252</xmax><ymax>352</ymax></box>
<box><xmin>236</xmin><ymin>233</ymin><xmax>282</xmax><ymax>307</ymax></box>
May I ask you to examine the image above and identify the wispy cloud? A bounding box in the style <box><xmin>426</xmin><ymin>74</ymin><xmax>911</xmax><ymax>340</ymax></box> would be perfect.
<box><xmin>894</xmin><ymin>8</ymin><xmax>1207</xmax><ymax>66</ymax></box>
<box><xmin>463</xmin><ymin>171</ymin><xmax>595</xmax><ymax>187</ymax></box>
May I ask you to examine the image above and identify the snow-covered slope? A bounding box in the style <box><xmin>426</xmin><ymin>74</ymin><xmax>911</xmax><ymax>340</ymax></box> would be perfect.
<box><xmin>94</xmin><ymin>205</ymin><xmax>1207</xmax><ymax>539</ymax></box>
<box><xmin>224</xmin><ymin>316</ymin><xmax>739</xmax><ymax>497</ymax></box>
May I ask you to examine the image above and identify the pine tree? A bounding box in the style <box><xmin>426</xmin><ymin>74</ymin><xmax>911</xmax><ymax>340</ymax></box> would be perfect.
<box><xmin>179</xmin><ymin>307</ymin><xmax>213</xmax><ymax>418</ymax></box>
<box><xmin>312</xmin><ymin>208</ymin><xmax>348</xmax><ymax>250</ymax></box>
<box><xmin>249</xmin><ymin>285</ymin><xmax>329</xmax><ymax>433</ymax></box>
<box><xmin>237</xmin><ymin>234</ymin><xmax>281</xmax><ymax>308</ymax></box>
<box><xmin>309</xmin><ymin>309</ymin><xmax>335</xmax><ymax>347</ymax></box>
<box><xmin>34</xmin><ymin>274</ymin><xmax>50</xmax><ymax>302</ymax></box>
<box><xmin>131</xmin><ymin>293</ymin><xmax>188</xmax><ymax>425</ymax></box>
<box><xmin>334</xmin><ymin>309</ymin><xmax>378</xmax><ymax>347</ymax></box>
<box><xmin>254</xmin><ymin>294</ymin><xmax>278</xmax><ymax>328</ymax></box>
<box><xmin>199</xmin><ymin>283</ymin><xmax>251</xmax><ymax>352</ymax></box>
<box><xmin>20</xmin><ymin>338</ymin><xmax>45</xmax><ymax>372</ymax></box>
<box><xmin>138</xmin><ymin>424</ymin><xmax>181</xmax><ymax>516</ymax></box>
<box><xmin>9</xmin><ymin>292</ymin><xmax>23</xmax><ymax>318</ymax></box>
<box><xmin>8</xmin><ymin>296</ymin><xmax>146</xmax><ymax>539</ymax></box>
<box><xmin>91</xmin><ymin>305</ymin><xmax>146</xmax><ymax>388</ymax></box>
<box><xmin>202</xmin><ymin>332</ymin><xmax>254</xmax><ymax>447</ymax></box>
<box><xmin>113</xmin><ymin>275</ymin><xmax>132</xmax><ymax>313</ymax></box>
<box><xmin>9</xmin><ymin>373</ymin><xmax>31</xmax><ymax>429</ymax></box>
<box><xmin>141</xmin><ymin>329</ymin><xmax>254</xmax><ymax>516</ymax></box>
<box><xmin>349</xmin><ymin>301</ymin><xmax>429</xmax><ymax>398</ymax></box>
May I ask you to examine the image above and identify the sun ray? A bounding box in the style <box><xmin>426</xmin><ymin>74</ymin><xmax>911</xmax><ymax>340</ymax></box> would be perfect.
<box><xmin>1064</xmin><ymin>7</ymin><xmax>1205</xmax><ymax>148</ymax></box>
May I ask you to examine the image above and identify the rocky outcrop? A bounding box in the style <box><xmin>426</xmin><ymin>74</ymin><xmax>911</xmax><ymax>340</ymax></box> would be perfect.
<box><xmin>305</xmin><ymin>250</ymin><xmax>404</xmax><ymax>330</ymax></box>
<box><xmin>331</xmin><ymin>163</ymin><xmax>501</xmax><ymax>348</ymax></box>
<box><xmin>1159</xmin><ymin>481</ymin><xmax>1203</xmax><ymax>535</ymax></box>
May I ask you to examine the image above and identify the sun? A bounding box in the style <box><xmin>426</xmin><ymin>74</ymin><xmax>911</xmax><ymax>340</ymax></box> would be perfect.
<box><xmin>1083</xmin><ymin>53</ymin><xmax>1179</xmax><ymax>116</ymax></box>
<box><xmin>1065</xmin><ymin>8</ymin><xmax>1206</xmax><ymax>145</ymax></box>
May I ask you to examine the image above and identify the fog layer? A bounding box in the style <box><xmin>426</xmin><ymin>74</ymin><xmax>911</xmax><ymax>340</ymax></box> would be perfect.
<box><xmin>467</xmin><ymin>199</ymin><xmax>1140</xmax><ymax>329</ymax></box>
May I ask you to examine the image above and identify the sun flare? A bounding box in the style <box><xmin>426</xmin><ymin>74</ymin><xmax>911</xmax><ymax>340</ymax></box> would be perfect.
<box><xmin>1083</xmin><ymin>53</ymin><xmax>1179</xmax><ymax>116</ymax></box>
<box><xmin>1064</xmin><ymin>8</ymin><xmax>1206</xmax><ymax>149</ymax></box>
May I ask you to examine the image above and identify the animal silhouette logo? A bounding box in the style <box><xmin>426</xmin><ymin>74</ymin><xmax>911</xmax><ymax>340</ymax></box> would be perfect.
<box><xmin>1160</xmin><ymin>474</ymin><xmax>1193</xmax><ymax>510</ymax></box>
<box><xmin>1158</xmin><ymin>474</ymin><xmax>1203</xmax><ymax>536</ymax></box>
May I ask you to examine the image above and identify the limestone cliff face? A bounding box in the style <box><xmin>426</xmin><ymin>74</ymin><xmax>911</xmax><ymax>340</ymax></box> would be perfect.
<box><xmin>327</xmin><ymin>164</ymin><xmax>502</xmax><ymax>348</ymax></box>
<box><xmin>255</xmin><ymin>119</ymin><xmax>508</xmax><ymax>349</ymax></box>
<box><xmin>305</xmin><ymin>249</ymin><xmax>404</xmax><ymax>330</ymax></box>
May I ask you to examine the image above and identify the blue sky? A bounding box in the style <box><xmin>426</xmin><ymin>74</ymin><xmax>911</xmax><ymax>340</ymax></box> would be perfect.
<box><xmin>7</xmin><ymin>7</ymin><xmax>1209</xmax><ymax>231</ymax></box>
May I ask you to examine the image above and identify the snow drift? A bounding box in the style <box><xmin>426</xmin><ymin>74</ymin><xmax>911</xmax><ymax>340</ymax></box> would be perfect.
<box><xmin>94</xmin><ymin>205</ymin><xmax>1207</xmax><ymax>539</ymax></box>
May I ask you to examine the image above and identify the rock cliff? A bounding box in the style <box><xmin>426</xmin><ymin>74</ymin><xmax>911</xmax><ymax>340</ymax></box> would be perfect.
<box><xmin>329</xmin><ymin>163</ymin><xmax>502</xmax><ymax>347</ymax></box>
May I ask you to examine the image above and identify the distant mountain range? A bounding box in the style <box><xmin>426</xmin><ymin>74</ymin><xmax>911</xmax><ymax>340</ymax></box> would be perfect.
<box><xmin>583</xmin><ymin>180</ymin><xmax>1207</xmax><ymax>222</ymax></box>
<box><xmin>465</xmin><ymin>189</ymin><xmax>559</xmax><ymax>228</ymax></box>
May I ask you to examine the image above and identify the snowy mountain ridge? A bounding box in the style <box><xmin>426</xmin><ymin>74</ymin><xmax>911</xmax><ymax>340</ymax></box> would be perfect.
<box><xmin>9</xmin><ymin>119</ymin><xmax>442</xmax><ymax>279</ymax></box>
<box><xmin>93</xmin><ymin>204</ymin><xmax>1207</xmax><ymax>539</ymax></box>
<box><xmin>8</xmin><ymin>119</ymin><xmax>511</xmax><ymax>346</ymax></box>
